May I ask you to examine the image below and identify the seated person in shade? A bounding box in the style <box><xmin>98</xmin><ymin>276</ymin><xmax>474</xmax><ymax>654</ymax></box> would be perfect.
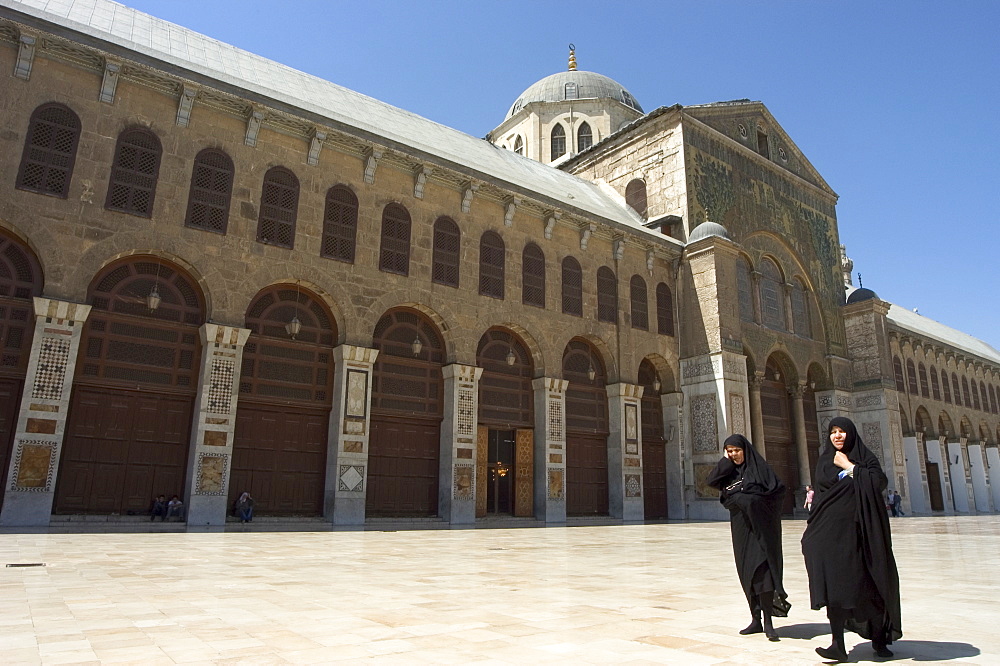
<box><xmin>150</xmin><ymin>495</ymin><xmax>167</xmax><ymax>521</ymax></box>
<box><xmin>166</xmin><ymin>495</ymin><xmax>185</xmax><ymax>520</ymax></box>
<box><xmin>236</xmin><ymin>491</ymin><xmax>254</xmax><ymax>523</ymax></box>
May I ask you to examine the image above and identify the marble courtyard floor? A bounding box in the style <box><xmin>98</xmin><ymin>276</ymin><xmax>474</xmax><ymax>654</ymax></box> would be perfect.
<box><xmin>1</xmin><ymin>515</ymin><xmax>996</xmax><ymax>664</ymax></box>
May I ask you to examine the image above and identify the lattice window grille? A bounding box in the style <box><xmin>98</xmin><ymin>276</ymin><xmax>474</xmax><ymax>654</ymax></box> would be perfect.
<box><xmin>17</xmin><ymin>104</ymin><xmax>81</xmax><ymax>198</ymax></box>
<box><xmin>321</xmin><ymin>186</ymin><xmax>358</xmax><ymax>263</ymax></box>
<box><xmin>432</xmin><ymin>218</ymin><xmax>460</xmax><ymax>287</ymax></box>
<box><xmin>186</xmin><ymin>149</ymin><xmax>233</xmax><ymax>233</ymax></box>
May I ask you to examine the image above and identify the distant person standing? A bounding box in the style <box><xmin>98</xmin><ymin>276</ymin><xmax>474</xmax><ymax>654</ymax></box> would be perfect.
<box><xmin>804</xmin><ymin>485</ymin><xmax>814</xmax><ymax>512</ymax></box>
<box><xmin>891</xmin><ymin>490</ymin><xmax>904</xmax><ymax>517</ymax></box>
<box><xmin>707</xmin><ymin>434</ymin><xmax>790</xmax><ymax>642</ymax></box>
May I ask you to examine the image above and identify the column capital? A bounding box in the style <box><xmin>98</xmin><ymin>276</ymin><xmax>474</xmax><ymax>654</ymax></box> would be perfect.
<box><xmin>32</xmin><ymin>297</ymin><xmax>92</xmax><ymax>323</ymax></box>
<box><xmin>334</xmin><ymin>344</ymin><xmax>378</xmax><ymax>365</ymax></box>
<box><xmin>200</xmin><ymin>322</ymin><xmax>251</xmax><ymax>347</ymax></box>
<box><xmin>533</xmin><ymin>376</ymin><xmax>569</xmax><ymax>393</ymax></box>
<box><xmin>442</xmin><ymin>363</ymin><xmax>483</xmax><ymax>382</ymax></box>
<box><xmin>606</xmin><ymin>382</ymin><xmax>643</xmax><ymax>400</ymax></box>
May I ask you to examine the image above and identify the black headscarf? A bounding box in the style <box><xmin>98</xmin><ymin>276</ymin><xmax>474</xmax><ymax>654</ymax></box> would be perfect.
<box><xmin>707</xmin><ymin>434</ymin><xmax>790</xmax><ymax>617</ymax></box>
<box><xmin>803</xmin><ymin>417</ymin><xmax>902</xmax><ymax>643</ymax></box>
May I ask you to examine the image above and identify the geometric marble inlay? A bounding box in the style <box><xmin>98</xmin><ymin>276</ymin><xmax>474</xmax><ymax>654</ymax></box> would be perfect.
<box><xmin>207</xmin><ymin>358</ymin><xmax>235</xmax><ymax>414</ymax></box>
<box><xmin>345</xmin><ymin>369</ymin><xmax>368</xmax><ymax>418</ymax></box>
<box><xmin>691</xmin><ymin>394</ymin><xmax>719</xmax><ymax>453</ymax></box>
<box><xmin>729</xmin><ymin>393</ymin><xmax>746</xmax><ymax>437</ymax></box>
<box><xmin>547</xmin><ymin>468</ymin><xmax>565</xmax><ymax>500</ymax></box>
<box><xmin>625</xmin><ymin>473</ymin><xmax>641</xmax><ymax>498</ymax></box>
<box><xmin>195</xmin><ymin>453</ymin><xmax>228</xmax><ymax>495</ymax></box>
<box><xmin>11</xmin><ymin>440</ymin><xmax>56</xmax><ymax>491</ymax></box>
<box><xmin>863</xmin><ymin>421</ymin><xmax>884</xmax><ymax>466</ymax></box>
<box><xmin>453</xmin><ymin>463</ymin><xmax>473</xmax><ymax>500</ymax></box>
<box><xmin>31</xmin><ymin>336</ymin><xmax>71</xmax><ymax>401</ymax></box>
<box><xmin>457</xmin><ymin>386</ymin><xmax>475</xmax><ymax>436</ymax></box>
<box><xmin>548</xmin><ymin>398</ymin><xmax>564</xmax><ymax>440</ymax></box>
<box><xmin>339</xmin><ymin>464</ymin><xmax>364</xmax><ymax>492</ymax></box>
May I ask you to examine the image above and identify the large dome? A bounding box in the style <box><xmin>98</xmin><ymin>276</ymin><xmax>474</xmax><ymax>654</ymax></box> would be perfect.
<box><xmin>506</xmin><ymin>70</ymin><xmax>643</xmax><ymax>119</ymax></box>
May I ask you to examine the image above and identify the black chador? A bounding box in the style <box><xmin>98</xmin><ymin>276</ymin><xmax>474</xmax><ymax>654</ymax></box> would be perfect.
<box><xmin>707</xmin><ymin>434</ymin><xmax>790</xmax><ymax>641</ymax></box>
<box><xmin>801</xmin><ymin>416</ymin><xmax>902</xmax><ymax>661</ymax></box>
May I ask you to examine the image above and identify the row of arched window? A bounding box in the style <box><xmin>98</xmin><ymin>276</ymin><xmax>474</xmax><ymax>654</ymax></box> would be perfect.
<box><xmin>736</xmin><ymin>256</ymin><xmax>812</xmax><ymax>337</ymax></box>
<box><xmin>14</xmin><ymin>102</ymin><xmax>676</xmax><ymax>334</ymax></box>
<box><xmin>550</xmin><ymin>121</ymin><xmax>593</xmax><ymax>159</ymax></box>
<box><xmin>893</xmin><ymin>355</ymin><xmax>999</xmax><ymax>415</ymax></box>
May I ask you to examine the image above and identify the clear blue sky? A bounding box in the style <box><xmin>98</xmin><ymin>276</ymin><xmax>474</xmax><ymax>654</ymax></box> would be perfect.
<box><xmin>124</xmin><ymin>0</ymin><xmax>1000</xmax><ymax>351</ymax></box>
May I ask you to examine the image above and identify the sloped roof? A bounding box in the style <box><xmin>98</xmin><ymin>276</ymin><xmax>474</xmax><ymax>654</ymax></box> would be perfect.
<box><xmin>1</xmin><ymin>0</ymin><xmax>655</xmax><ymax>234</ymax></box>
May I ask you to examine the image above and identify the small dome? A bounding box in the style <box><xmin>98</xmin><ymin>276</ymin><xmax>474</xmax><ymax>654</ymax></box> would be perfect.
<box><xmin>847</xmin><ymin>287</ymin><xmax>879</xmax><ymax>304</ymax></box>
<box><xmin>507</xmin><ymin>70</ymin><xmax>643</xmax><ymax>119</ymax></box>
<box><xmin>687</xmin><ymin>221</ymin><xmax>731</xmax><ymax>243</ymax></box>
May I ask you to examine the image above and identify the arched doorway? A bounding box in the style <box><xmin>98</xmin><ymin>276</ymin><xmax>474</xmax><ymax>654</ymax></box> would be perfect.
<box><xmin>638</xmin><ymin>359</ymin><xmax>667</xmax><ymax>519</ymax></box>
<box><xmin>55</xmin><ymin>257</ymin><xmax>204</xmax><ymax>514</ymax></box>
<box><xmin>563</xmin><ymin>338</ymin><xmax>609</xmax><ymax>516</ymax></box>
<box><xmin>760</xmin><ymin>356</ymin><xmax>798</xmax><ymax>515</ymax></box>
<box><xmin>0</xmin><ymin>233</ymin><xmax>43</xmax><ymax>511</ymax></box>
<box><xmin>367</xmin><ymin>309</ymin><xmax>445</xmax><ymax>516</ymax></box>
<box><xmin>475</xmin><ymin>328</ymin><xmax>534</xmax><ymax>517</ymax></box>
<box><xmin>231</xmin><ymin>284</ymin><xmax>335</xmax><ymax>516</ymax></box>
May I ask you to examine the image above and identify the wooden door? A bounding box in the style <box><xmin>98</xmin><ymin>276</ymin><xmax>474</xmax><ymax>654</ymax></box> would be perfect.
<box><xmin>566</xmin><ymin>433</ymin><xmax>609</xmax><ymax>516</ymax></box>
<box><xmin>367</xmin><ymin>417</ymin><xmax>440</xmax><ymax>516</ymax></box>
<box><xmin>476</xmin><ymin>425</ymin><xmax>487</xmax><ymax>517</ymax></box>
<box><xmin>55</xmin><ymin>387</ymin><xmax>192</xmax><ymax>514</ymax></box>
<box><xmin>926</xmin><ymin>461</ymin><xmax>944</xmax><ymax>511</ymax></box>
<box><xmin>514</xmin><ymin>428</ymin><xmax>533</xmax><ymax>517</ymax></box>
<box><xmin>0</xmin><ymin>378</ymin><xmax>22</xmax><ymax>510</ymax></box>
<box><xmin>761</xmin><ymin>379</ymin><xmax>797</xmax><ymax>515</ymax></box>
<box><xmin>231</xmin><ymin>403</ymin><xmax>328</xmax><ymax>515</ymax></box>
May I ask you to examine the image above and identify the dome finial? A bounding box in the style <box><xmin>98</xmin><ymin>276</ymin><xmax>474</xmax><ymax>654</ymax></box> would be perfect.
<box><xmin>568</xmin><ymin>43</ymin><xmax>577</xmax><ymax>71</ymax></box>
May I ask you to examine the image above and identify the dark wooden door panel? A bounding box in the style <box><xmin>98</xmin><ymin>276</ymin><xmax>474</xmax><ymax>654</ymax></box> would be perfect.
<box><xmin>367</xmin><ymin>417</ymin><xmax>439</xmax><ymax>516</ymax></box>
<box><xmin>567</xmin><ymin>433</ymin><xmax>609</xmax><ymax>516</ymax></box>
<box><xmin>0</xmin><ymin>378</ymin><xmax>22</xmax><ymax>509</ymax></box>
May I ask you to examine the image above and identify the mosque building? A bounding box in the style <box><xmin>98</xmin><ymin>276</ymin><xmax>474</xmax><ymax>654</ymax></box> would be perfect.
<box><xmin>0</xmin><ymin>0</ymin><xmax>997</xmax><ymax>527</ymax></box>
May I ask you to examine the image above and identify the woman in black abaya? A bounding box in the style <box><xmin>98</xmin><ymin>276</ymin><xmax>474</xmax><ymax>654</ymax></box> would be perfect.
<box><xmin>707</xmin><ymin>434</ymin><xmax>790</xmax><ymax>641</ymax></box>
<box><xmin>801</xmin><ymin>417</ymin><xmax>902</xmax><ymax>662</ymax></box>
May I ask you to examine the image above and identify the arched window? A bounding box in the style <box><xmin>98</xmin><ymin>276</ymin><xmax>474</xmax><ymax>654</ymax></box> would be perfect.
<box><xmin>759</xmin><ymin>259</ymin><xmax>785</xmax><ymax>331</ymax></box>
<box><xmin>736</xmin><ymin>258</ymin><xmax>754</xmax><ymax>322</ymax></box>
<box><xmin>981</xmin><ymin>381</ymin><xmax>989</xmax><ymax>413</ymax></box>
<box><xmin>942</xmin><ymin>370</ymin><xmax>952</xmax><ymax>403</ymax></box>
<box><xmin>791</xmin><ymin>279</ymin><xmax>811</xmax><ymax>338</ymax></box>
<box><xmin>629</xmin><ymin>275</ymin><xmax>648</xmax><ymax>330</ymax></box>
<box><xmin>432</xmin><ymin>217</ymin><xmax>460</xmax><ymax>287</ymax></box>
<box><xmin>522</xmin><ymin>243</ymin><xmax>545</xmax><ymax>308</ymax></box>
<box><xmin>625</xmin><ymin>178</ymin><xmax>648</xmax><ymax>219</ymax></box>
<box><xmin>656</xmin><ymin>283</ymin><xmax>674</xmax><ymax>336</ymax></box>
<box><xmin>990</xmin><ymin>384</ymin><xmax>998</xmax><ymax>414</ymax></box>
<box><xmin>906</xmin><ymin>360</ymin><xmax>918</xmax><ymax>395</ymax></box>
<box><xmin>919</xmin><ymin>363</ymin><xmax>929</xmax><ymax>398</ymax></box>
<box><xmin>379</xmin><ymin>203</ymin><xmax>411</xmax><ymax>275</ymax></box>
<box><xmin>952</xmin><ymin>374</ymin><xmax>962</xmax><ymax>406</ymax></box>
<box><xmin>185</xmin><ymin>148</ymin><xmax>234</xmax><ymax>234</ymax></box>
<box><xmin>479</xmin><ymin>231</ymin><xmax>505</xmax><ymax>299</ymax></box>
<box><xmin>930</xmin><ymin>367</ymin><xmax>941</xmax><ymax>401</ymax></box>
<box><xmin>577</xmin><ymin>121</ymin><xmax>593</xmax><ymax>151</ymax></box>
<box><xmin>255</xmin><ymin>166</ymin><xmax>299</xmax><ymax>248</ymax></box>
<box><xmin>596</xmin><ymin>266</ymin><xmax>617</xmax><ymax>323</ymax></box>
<box><xmin>561</xmin><ymin>257</ymin><xmax>583</xmax><ymax>316</ymax></box>
<box><xmin>17</xmin><ymin>103</ymin><xmax>81</xmax><ymax>198</ymax></box>
<box><xmin>320</xmin><ymin>185</ymin><xmax>358</xmax><ymax>263</ymax></box>
<box><xmin>550</xmin><ymin>123</ymin><xmax>566</xmax><ymax>159</ymax></box>
<box><xmin>105</xmin><ymin>128</ymin><xmax>162</xmax><ymax>217</ymax></box>
<box><xmin>960</xmin><ymin>376</ymin><xmax>971</xmax><ymax>408</ymax></box>
<box><xmin>892</xmin><ymin>357</ymin><xmax>905</xmax><ymax>393</ymax></box>
<box><xmin>971</xmin><ymin>380</ymin><xmax>981</xmax><ymax>411</ymax></box>
<box><xmin>0</xmin><ymin>234</ymin><xmax>43</xmax><ymax>372</ymax></box>
<box><xmin>513</xmin><ymin>135</ymin><xmax>524</xmax><ymax>155</ymax></box>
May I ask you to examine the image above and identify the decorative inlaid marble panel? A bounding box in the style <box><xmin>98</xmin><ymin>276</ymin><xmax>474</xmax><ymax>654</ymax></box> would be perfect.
<box><xmin>10</xmin><ymin>440</ymin><xmax>56</xmax><ymax>491</ymax></box>
<box><xmin>195</xmin><ymin>453</ymin><xmax>228</xmax><ymax>495</ymax></box>
<box><xmin>339</xmin><ymin>464</ymin><xmax>364</xmax><ymax>492</ymax></box>
<box><xmin>547</xmin><ymin>469</ymin><xmax>565</xmax><ymax>500</ymax></box>
<box><xmin>31</xmin><ymin>337</ymin><xmax>71</xmax><ymax>401</ymax></box>
<box><xmin>625</xmin><ymin>473</ymin><xmax>641</xmax><ymax>498</ymax></box>
<box><xmin>691</xmin><ymin>394</ymin><xmax>719</xmax><ymax>453</ymax></box>
<box><xmin>457</xmin><ymin>385</ymin><xmax>475</xmax><ymax>436</ymax></box>
<box><xmin>548</xmin><ymin>397</ymin><xmax>564</xmax><ymax>440</ymax></box>
<box><xmin>729</xmin><ymin>393</ymin><xmax>746</xmax><ymax>436</ymax></box>
<box><xmin>855</xmin><ymin>393</ymin><xmax>883</xmax><ymax>409</ymax></box>
<box><xmin>695</xmin><ymin>463</ymin><xmax>720</xmax><ymax>498</ymax></box>
<box><xmin>207</xmin><ymin>358</ymin><xmax>235</xmax><ymax>414</ymax></box>
<box><xmin>862</xmin><ymin>422</ymin><xmax>884</xmax><ymax>466</ymax></box>
<box><xmin>625</xmin><ymin>403</ymin><xmax>638</xmax><ymax>442</ymax></box>
<box><xmin>453</xmin><ymin>463</ymin><xmax>474</xmax><ymax>500</ymax></box>
<box><xmin>346</xmin><ymin>369</ymin><xmax>368</xmax><ymax>418</ymax></box>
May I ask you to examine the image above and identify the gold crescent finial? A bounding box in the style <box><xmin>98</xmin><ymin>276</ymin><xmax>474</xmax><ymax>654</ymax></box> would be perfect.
<box><xmin>568</xmin><ymin>43</ymin><xmax>577</xmax><ymax>71</ymax></box>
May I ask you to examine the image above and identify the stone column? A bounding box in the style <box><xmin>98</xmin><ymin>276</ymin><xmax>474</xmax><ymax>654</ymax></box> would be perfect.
<box><xmin>661</xmin><ymin>391</ymin><xmax>685</xmax><ymax>519</ymax></box>
<box><xmin>438</xmin><ymin>364</ymin><xmax>482</xmax><ymax>525</ymax></box>
<box><xmin>606</xmin><ymin>382</ymin><xmax>644</xmax><ymax>521</ymax></box>
<box><xmin>532</xmin><ymin>376</ymin><xmax>568</xmax><ymax>523</ymax></box>
<box><xmin>183</xmin><ymin>323</ymin><xmax>251</xmax><ymax>526</ymax></box>
<box><xmin>748</xmin><ymin>372</ymin><xmax>766</xmax><ymax>456</ymax></box>
<box><xmin>1</xmin><ymin>298</ymin><xmax>91</xmax><ymax>526</ymax></box>
<box><xmin>325</xmin><ymin>344</ymin><xmax>378</xmax><ymax>526</ymax></box>
<box><xmin>789</xmin><ymin>384</ymin><xmax>812</xmax><ymax>504</ymax></box>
